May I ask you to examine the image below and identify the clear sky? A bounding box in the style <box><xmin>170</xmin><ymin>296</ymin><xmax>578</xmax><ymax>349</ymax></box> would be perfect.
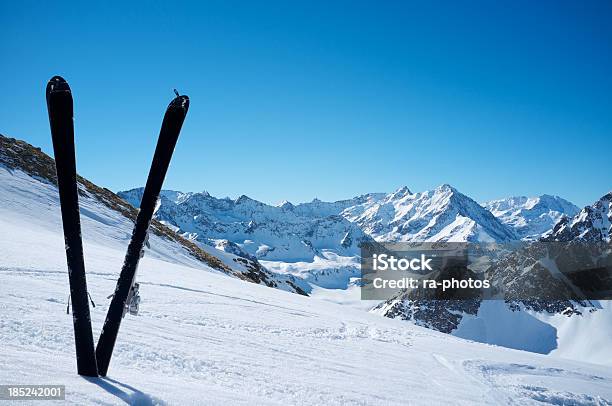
<box><xmin>1</xmin><ymin>1</ymin><xmax>610</xmax><ymax>207</ymax></box>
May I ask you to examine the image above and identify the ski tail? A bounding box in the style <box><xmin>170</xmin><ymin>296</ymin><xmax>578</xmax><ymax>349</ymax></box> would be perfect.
<box><xmin>95</xmin><ymin>94</ymin><xmax>190</xmax><ymax>376</ymax></box>
<box><xmin>46</xmin><ymin>76</ymin><xmax>98</xmax><ymax>377</ymax></box>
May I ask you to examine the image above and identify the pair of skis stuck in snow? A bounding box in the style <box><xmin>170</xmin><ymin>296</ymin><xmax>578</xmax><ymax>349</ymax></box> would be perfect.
<box><xmin>46</xmin><ymin>76</ymin><xmax>189</xmax><ymax>377</ymax></box>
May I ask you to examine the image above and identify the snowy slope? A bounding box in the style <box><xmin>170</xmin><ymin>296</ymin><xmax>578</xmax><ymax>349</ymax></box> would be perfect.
<box><xmin>453</xmin><ymin>300</ymin><xmax>612</xmax><ymax>366</ymax></box>
<box><xmin>484</xmin><ymin>195</ymin><xmax>579</xmax><ymax>240</ymax></box>
<box><xmin>1</xmin><ymin>188</ymin><xmax>611</xmax><ymax>405</ymax></box>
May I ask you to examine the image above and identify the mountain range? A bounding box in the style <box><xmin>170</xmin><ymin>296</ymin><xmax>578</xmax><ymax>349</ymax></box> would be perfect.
<box><xmin>118</xmin><ymin>183</ymin><xmax>581</xmax><ymax>267</ymax></box>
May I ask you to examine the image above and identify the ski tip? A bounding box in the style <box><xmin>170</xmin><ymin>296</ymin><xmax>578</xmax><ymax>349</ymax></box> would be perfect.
<box><xmin>46</xmin><ymin>76</ymin><xmax>71</xmax><ymax>95</ymax></box>
<box><xmin>170</xmin><ymin>94</ymin><xmax>189</xmax><ymax>113</ymax></box>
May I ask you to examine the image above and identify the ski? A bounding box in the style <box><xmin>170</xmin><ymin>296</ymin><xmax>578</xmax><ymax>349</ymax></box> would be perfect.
<box><xmin>46</xmin><ymin>76</ymin><xmax>98</xmax><ymax>377</ymax></box>
<box><xmin>95</xmin><ymin>93</ymin><xmax>190</xmax><ymax>376</ymax></box>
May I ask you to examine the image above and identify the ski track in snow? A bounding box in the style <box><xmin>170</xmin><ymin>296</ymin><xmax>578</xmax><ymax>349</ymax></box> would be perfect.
<box><xmin>463</xmin><ymin>361</ymin><xmax>611</xmax><ymax>406</ymax></box>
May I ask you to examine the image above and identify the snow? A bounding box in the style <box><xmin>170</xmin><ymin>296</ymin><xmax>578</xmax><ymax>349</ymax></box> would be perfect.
<box><xmin>2</xmin><ymin>256</ymin><xmax>611</xmax><ymax>405</ymax></box>
<box><xmin>0</xmin><ymin>168</ymin><xmax>208</xmax><ymax>272</ymax></box>
<box><xmin>543</xmin><ymin>301</ymin><xmax>612</xmax><ymax>366</ymax></box>
<box><xmin>119</xmin><ymin>187</ymin><xmax>370</xmax><ymax>264</ymax></box>
<box><xmin>261</xmin><ymin>251</ymin><xmax>360</xmax><ymax>289</ymax></box>
<box><xmin>2</xmin><ymin>166</ymin><xmax>612</xmax><ymax>404</ymax></box>
<box><xmin>452</xmin><ymin>300</ymin><xmax>612</xmax><ymax>367</ymax></box>
<box><xmin>484</xmin><ymin>195</ymin><xmax>580</xmax><ymax>240</ymax></box>
<box><xmin>543</xmin><ymin>191</ymin><xmax>611</xmax><ymax>242</ymax></box>
<box><xmin>339</xmin><ymin>184</ymin><xmax>518</xmax><ymax>242</ymax></box>
<box><xmin>453</xmin><ymin>301</ymin><xmax>559</xmax><ymax>354</ymax></box>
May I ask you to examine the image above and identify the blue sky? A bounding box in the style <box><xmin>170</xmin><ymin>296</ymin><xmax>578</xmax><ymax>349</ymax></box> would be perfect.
<box><xmin>1</xmin><ymin>1</ymin><xmax>610</xmax><ymax>207</ymax></box>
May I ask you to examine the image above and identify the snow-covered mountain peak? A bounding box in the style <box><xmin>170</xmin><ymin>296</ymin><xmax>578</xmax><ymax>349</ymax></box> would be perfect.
<box><xmin>235</xmin><ymin>194</ymin><xmax>258</xmax><ymax>205</ymax></box>
<box><xmin>484</xmin><ymin>195</ymin><xmax>580</xmax><ymax>240</ymax></box>
<box><xmin>161</xmin><ymin>189</ymin><xmax>195</xmax><ymax>204</ymax></box>
<box><xmin>121</xmin><ymin>188</ymin><xmax>197</xmax><ymax>206</ymax></box>
<box><xmin>276</xmin><ymin>200</ymin><xmax>294</xmax><ymax>210</ymax></box>
<box><xmin>342</xmin><ymin>184</ymin><xmax>516</xmax><ymax>242</ymax></box>
<box><xmin>388</xmin><ymin>185</ymin><xmax>412</xmax><ymax>199</ymax></box>
<box><xmin>435</xmin><ymin>183</ymin><xmax>455</xmax><ymax>192</ymax></box>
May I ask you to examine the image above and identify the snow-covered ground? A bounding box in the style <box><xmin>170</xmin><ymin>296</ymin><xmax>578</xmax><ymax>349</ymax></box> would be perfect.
<box><xmin>2</xmin><ymin>225</ymin><xmax>612</xmax><ymax>405</ymax></box>
<box><xmin>2</xmin><ymin>161</ymin><xmax>612</xmax><ymax>404</ymax></box>
<box><xmin>453</xmin><ymin>301</ymin><xmax>612</xmax><ymax>365</ymax></box>
<box><xmin>261</xmin><ymin>252</ymin><xmax>360</xmax><ymax>289</ymax></box>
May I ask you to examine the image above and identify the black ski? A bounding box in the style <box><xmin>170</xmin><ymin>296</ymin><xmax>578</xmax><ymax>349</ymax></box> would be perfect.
<box><xmin>46</xmin><ymin>76</ymin><xmax>98</xmax><ymax>377</ymax></box>
<box><xmin>96</xmin><ymin>93</ymin><xmax>190</xmax><ymax>376</ymax></box>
